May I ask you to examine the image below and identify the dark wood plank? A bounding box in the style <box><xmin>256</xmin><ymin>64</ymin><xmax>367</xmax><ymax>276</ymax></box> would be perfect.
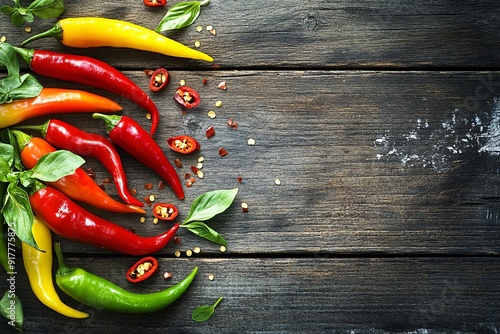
<box><xmin>0</xmin><ymin>257</ymin><xmax>498</xmax><ymax>333</ymax></box>
<box><xmin>8</xmin><ymin>70</ymin><xmax>500</xmax><ymax>256</ymax></box>
<box><xmin>1</xmin><ymin>1</ymin><xmax>499</xmax><ymax>69</ymax></box>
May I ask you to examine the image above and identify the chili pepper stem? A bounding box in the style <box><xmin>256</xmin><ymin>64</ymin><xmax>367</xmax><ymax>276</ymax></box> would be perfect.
<box><xmin>11</xmin><ymin>129</ymin><xmax>32</xmax><ymax>152</ymax></box>
<box><xmin>11</xmin><ymin>46</ymin><xmax>35</xmax><ymax>66</ymax></box>
<box><xmin>54</xmin><ymin>242</ymin><xmax>75</xmax><ymax>278</ymax></box>
<box><xmin>13</xmin><ymin>121</ymin><xmax>49</xmax><ymax>137</ymax></box>
<box><xmin>92</xmin><ymin>113</ymin><xmax>121</xmax><ymax>133</ymax></box>
<box><xmin>21</xmin><ymin>23</ymin><xmax>63</xmax><ymax>46</ymax></box>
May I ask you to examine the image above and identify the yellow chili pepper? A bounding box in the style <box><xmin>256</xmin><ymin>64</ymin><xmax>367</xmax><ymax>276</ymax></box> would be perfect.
<box><xmin>22</xmin><ymin>216</ymin><xmax>89</xmax><ymax>319</ymax></box>
<box><xmin>22</xmin><ymin>17</ymin><xmax>214</xmax><ymax>62</ymax></box>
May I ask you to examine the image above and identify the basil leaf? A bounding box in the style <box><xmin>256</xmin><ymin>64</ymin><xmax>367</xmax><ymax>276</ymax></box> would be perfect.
<box><xmin>0</xmin><ymin>159</ymin><xmax>11</xmax><ymax>183</ymax></box>
<box><xmin>0</xmin><ymin>43</ymin><xmax>20</xmax><ymax>77</ymax></box>
<box><xmin>29</xmin><ymin>0</ymin><xmax>64</xmax><ymax>19</ymax></box>
<box><xmin>185</xmin><ymin>222</ymin><xmax>227</xmax><ymax>246</ymax></box>
<box><xmin>30</xmin><ymin>150</ymin><xmax>84</xmax><ymax>182</ymax></box>
<box><xmin>0</xmin><ymin>291</ymin><xmax>23</xmax><ymax>333</ymax></box>
<box><xmin>184</xmin><ymin>188</ymin><xmax>238</xmax><ymax>224</ymax></box>
<box><xmin>0</xmin><ymin>143</ymin><xmax>14</xmax><ymax>169</ymax></box>
<box><xmin>3</xmin><ymin>182</ymin><xmax>37</xmax><ymax>250</ymax></box>
<box><xmin>155</xmin><ymin>0</ymin><xmax>209</xmax><ymax>32</ymax></box>
<box><xmin>8</xmin><ymin>74</ymin><xmax>42</xmax><ymax>101</ymax></box>
<box><xmin>192</xmin><ymin>297</ymin><xmax>223</xmax><ymax>322</ymax></box>
<box><xmin>0</xmin><ymin>129</ymin><xmax>23</xmax><ymax>172</ymax></box>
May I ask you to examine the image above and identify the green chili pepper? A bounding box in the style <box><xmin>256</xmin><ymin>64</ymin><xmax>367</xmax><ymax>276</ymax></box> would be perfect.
<box><xmin>0</xmin><ymin>182</ymin><xmax>11</xmax><ymax>273</ymax></box>
<box><xmin>54</xmin><ymin>243</ymin><xmax>198</xmax><ymax>313</ymax></box>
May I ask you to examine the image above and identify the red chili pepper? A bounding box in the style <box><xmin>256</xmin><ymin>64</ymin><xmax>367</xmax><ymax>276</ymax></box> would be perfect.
<box><xmin>144</xmin><ymin>0</ymin><xmax>167</xmax><ymax>7</ymax></box>
<box><xmin>15</xmin><ymin>119</ymin><xmax>144</xmax><ymax>207</ymax></box>
<box><xmin>11</xmin><ymin>130</ymin><xmax>145</xmax><ymax>215</ymax></box>
<box><xmin>173</xmin><ymin>86</ymin><xmax>200</xmax><ymax>109</ymax></box>
<box><xmin>149</xmin><ymin>68</ymin><xmax>169</xmax><ymax>92</ymax></box>
<box><xmin>153</xmin><ymin>203</ymin><xmax>179</xmax><ymax>221</ymax></box>
<box><xmin>126</xmin><ymin>256</ymin><xmax>158</xmax><ymax>283</ymax></box>
<box><xmin>29</xmin><ymin>184</ymin><xmax>179</xmax><ymax>256</ymax></box>
<box><xmin>0</xmin><ymin>88</ymin><xmax>122</xmax><ymax>129</ymax></box>
<box><xmin>14</xmin><ymin>47</ymin><xmax>160</xmax><ymax>135</ymax></box>
<box><xmin>166</xmin><ymin>135</ymin><xmax>200</xmax><ymax>154</ymax></box>
<box><xmin>92</xmin><ymin>113</ymin><xmax>185</xmax><ymax>200</ymax></box>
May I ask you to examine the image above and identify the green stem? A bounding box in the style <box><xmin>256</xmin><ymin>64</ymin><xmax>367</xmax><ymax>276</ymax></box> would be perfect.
<box><xmin>213</xmin><ymin>296</ymin><xmax>223</xmax><ymax>308</ymax></box>
<box><xmin>21</xmin><ymin>22</ymin><xmax>63</xmax><ymax>46</ymax></box>
<box><xmin>53</xmin><ymin>242</ymin><xmax>74</xmax><ymax>278</ymax></box>
<box><xmin>11</xmin><ymin>46</ymin><xmax>34</xmax><ymax>67</ymax></box>
<box><xmin>12</xmin><ymin>120</ymin><xmax>49</xmax><ymax>138</ymax></box>
<box><xmin>92</xmin><ymin>113</ymin><xmax>121</xmax><ymax>134</ymax></box>
<box><xmin>10</xmin><ymin>129</ymin><xmax>32</xmax><ymax>152</ymax></box>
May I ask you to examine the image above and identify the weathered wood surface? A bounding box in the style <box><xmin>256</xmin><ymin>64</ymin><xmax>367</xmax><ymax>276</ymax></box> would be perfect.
<box><xmin>0</xmin><ymin>0</ymin><xmax>500</xmax><ymax>333</ymax></box>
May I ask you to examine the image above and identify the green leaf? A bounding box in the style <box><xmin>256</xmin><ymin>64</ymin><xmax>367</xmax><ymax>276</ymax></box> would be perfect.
<box><xmin>10</xmin><ymin>11</ymin><xmax>25</xmax><ymax>26</ymax></box>
<box><xmin>0</xmin><ymin>43</ymin><xmax>20</xmax><ymax>77</ymax></box>
<box><xmin>0</xmin><ymin>129</ymin><xmax>23</xmax><ymax>172</ymax></box>
<box><xmin>185</xmin><ymin>222</ymin><xmax>227</xmax><ymax>246</ymax></box>
<box><xmin>0</xmin><ymin>143</ymin><xmax>14</xmax><ymax>169</ymax></box>
<box><xmin>30</xmin><ymin>150</ymin><xmax>84</xmax><ymax>182</ymax></box>
<box><xmin>29</xmin><ymin>0</ymin><xmax>64</xmax><ymax>19</ymax></box>
<box><xmin>183</xmin><ymin>188</ymin><xmax>238</xmax><ymax>224</ymax></box>
<box><xmin>155</xmin><ymin>0</ymin><xmax>209</xmax><ymax>32</ymax></box>
<box><xmin>3</xmin><ymin>182</ymin><xmax>37</xmax><ymax>250</ymax></box>
<box><xmin>0</xmin><ymin>291</ymin><xmax>24</xmax><ymax>333</ymax></box>
<box><xmin>7</xmin><ymin>74</ymin><xmax>42</xmax><ymax>101</ymax></box>
<box><xmin>192</xmin><ymin>297</ymin><xmax>223</xmax><ymax>322</ymax></box>
<box><xmin>0</xmin><ymin>6</ymin><xmax>16</xmax><ymax>16</ymax></box>
<box><xmin>0</xmin><ymin>159</ymin><xmax>11</xmax><ymax>183</ymax></box>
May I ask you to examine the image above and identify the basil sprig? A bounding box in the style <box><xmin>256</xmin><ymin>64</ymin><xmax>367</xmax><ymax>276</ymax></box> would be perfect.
<box><xmin>1</xmin><ymin>0</ymin><xmax>64</xmax><ymax>26</ymax></box>
<box><xmin>155</xmin><ymin>0</ymin><xmax>209</xmax><ymax>32</ymax></box>
<box><xmin>0</xmin><ymin>43</ymin><xmax>42</xmax><ymax>104</ymax></box>
<box><xmin>192</xmin><ymin>296</ymin><xmax>223</xmax><ymax>322</ymax></box>
<box><xmin>181</xmin><ymin>188</ymin><xmax>238</xmax><ymax>246</ymax></box>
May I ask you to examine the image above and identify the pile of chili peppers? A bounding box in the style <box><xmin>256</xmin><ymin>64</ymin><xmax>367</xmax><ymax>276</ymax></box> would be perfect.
<box><xmin>0</xmin><ymin>15</ymin><xmax>213</xmax><ymax>319</ymax></box>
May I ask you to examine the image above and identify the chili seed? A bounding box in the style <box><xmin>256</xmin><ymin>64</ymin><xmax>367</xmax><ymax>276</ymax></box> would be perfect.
<box><xmin>153</xmin><ymin>217</ymin><xmax>159</xmax><ymax>224</ymax></box>
<box><xmin>218</xmin><ymin>81</ymin><xmax>227</xmax><ymax>90</ymax></box>
<box><xmin>193</xmin><ymin>246</ymin><xmax>201</xmax><ymax>254</ymax></box>
<box><xmin>248</xmin><ymin>138</ymin><xmax>256</xmax><ymax>146</ymax></box>
<box><xmin>186</xmin><ymin>249</ymin><xmax>193</xmax><ymax>257</ymax></box>
<box><xmin>198</xmin><ymin>157</ymin><xmax>205</xmax><ymax>163</ymax></box>
<box><xmin>208</xmin><ymin>274</ymin><xmax>215</xmax><ymax>281</ymax></box>
<box><xmin>206</xmin><ymin>25</ymin><xmax>213</xmax><ymax>31</ymax></box>
<box><xmin>195</xmin><ymin>41</ymin><xmax>201</xmax><ymax>48</ymax></box>
<box><xmin>241</xmin><ymin>202</ymin><xmax>249</xmax><ymax>213</ymax></box>
<box><xmin>196</xmin><ymin>162</ymin><xmax>203</xmax><ymax>170</ymax></box>
<box><xmin>197</xmin><ymin>170</ymin><xmax>204</xmax><ymax>179</ymax></box>
<box><xmin>0</xmin><ymin>36</ymin><xmax>6</xmax><ymax>42</ymax></box>
<box><xmin>275</xmin><ymin>179</ymin><xmax>281</xmax><ymax>185</ymax></box>
<box><xmin>25</xmin><ymin>26</ymin><xmax>31</xmax><ymax>33</ymax></box>
<box><xmin>144</xmin><ymin>183</ymin><xmax>153</xmax><ymax>190</ymax></box>
<box><xmin>174</xmin><ymin>250</ymin><xmax>181</xmax><ymax>257</ymax></box>
<box><xmin>146</xmin><ymin>113</ymin><xmax>151</xmax><ymax>120</ymax></box>
<box><xmin>215</xmin><ymin>100</ymin><xmax>223</xmax><ymax>107</ymax></box>
<box><xmin>140</xmin><ymin>217</ymin><xmax>146</xmax><ymax>223</ymax></box>
<box><xmin>163</xmin><ymin>272</ymin><xmax>173</xmax><ymax>279</ymax></box>
<box><xmin>208</xmin><ymin>110</ymin><xmax>216</xmax><ymax>119</ymax></box>
<box><xmin>180</xmin><ymin>79</ymin><xmax>186</xmax><ymax>86</ymax></box>
<box><xmin>196</xmin><ymin>25</ymin><xmax>203</xmax><ymax>32</ymax></box>
<box><xmin>219</xmin><ymin>245</ymin><xmax>227</xmax><ymax>252</ymax></box>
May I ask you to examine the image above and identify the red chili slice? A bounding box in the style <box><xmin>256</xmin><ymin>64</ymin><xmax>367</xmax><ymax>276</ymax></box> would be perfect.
<box><xmin>173</xmin><ymin>86</ymin><xmax>200</xmax><ymax>109</ymax></box>
<box><xmin>126</xmin><ymin>256</ymin><xmax>159</xmax><ymax>283</ymax></box>
<box><xmin>143</xmin><ymin>0</ymin><xmax>167</xmax><ymax>7</ymax></box>
<box><xmin>166</xmin><ymin>135</ymin><xmax>200</xmax><ymax>154</ymax></box>
<box><xmin>153</xmin><ymin>203</ymin><xmax>179</xmax><ymax>221</ymax></box>
<box><xmin>149</xmin><ymin>68</ymin><xmax>169</xmax><ymax>92</ymax></box>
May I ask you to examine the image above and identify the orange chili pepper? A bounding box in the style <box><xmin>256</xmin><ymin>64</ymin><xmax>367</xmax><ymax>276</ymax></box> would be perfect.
<box><xmin>0</xmin><ymin>88</ymin><xmax>122</xmax><ymax>129</ymax></box>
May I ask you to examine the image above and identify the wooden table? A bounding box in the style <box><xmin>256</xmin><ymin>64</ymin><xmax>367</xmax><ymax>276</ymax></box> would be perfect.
<box><xmin>1</xmin><ymin>1</ymin><xmax>500</xmax><ymax>333</ymax></box>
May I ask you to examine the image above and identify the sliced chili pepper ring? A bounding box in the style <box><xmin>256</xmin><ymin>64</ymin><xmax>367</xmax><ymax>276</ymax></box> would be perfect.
<box><xmin>149</xmin><ymin>68</ymin><xmax>169</xmax><ymax>92</ymax></box>
<box><xmin>166</xmin><ymin>135</ymin><xmax>200</xmax><ymax>154</ymax></box>
<box><xmin>144</xmin><ymin>0</ymin><xmax>167</xmax><ymax>6</ymax></box>
<box><xmin>173</xmin><ymin>86</ymin><xmax>201</xmax><ymax>109</ymax></box>
<box><xmin>126</xmin><ymin>256</ymin><xmax>159</xmax><ymax>283</ymax></box>
<box><xmin>153</xmin><ymin>203</ymin><xmax>179</xmax><ymax>221</ymax></box>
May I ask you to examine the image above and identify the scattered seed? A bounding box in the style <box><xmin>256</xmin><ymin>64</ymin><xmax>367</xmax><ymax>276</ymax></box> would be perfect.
<box><xmin>140</xmin><ymin>217</ymin><xmax>146</xmax><ymax>223</ymax></box>
<box><xmin>197</xmin><ymin>170</ymin><xmax>204</xmax><ymax>179</ymax></box>
<box><xmin>146</xmin><ymin>113</ymin><xmax>151</xmax><ymax>120</ymax></box>
<box><xmin>217</xmin><ymin>81</ymin><xmax>227</xmax><ymax>90</ymax></box>
<box><xmin>149</xmin><ymin>194</ymin><xmax>155</xmax><ymax>202</ymax></box>
<box><xmin>195</xmin><ymin>40</ymin><xmax>201</xmax><ymax>48</ymax></box>
<box><xmin>174</xmin><ymin>250</ymin><xmax>181</xmax><ymax>257</ymax></box>
<box><xmin>153</xmin><ymin>217</ymin><xmax>159</xmax><ymax>224</ymax></box>
<box><xmin>196</xmin><ymin>25</ymin><xmax>203</xmax><ymax>32</ymax></box>
<box><xmin>208</xmin><ymin>274</ymin><xmax>215</xmax><ymax>281</ymax></box>
<box><xmin>180</xmin><ymin>79</ymin><xmax>186</xmax><ymax>86</ymax></box>
<box><xmin>209</xmin><ymin>28</ymin><xmax>217</xmax><ymax>36</ymax></box>
<box><xmin>163</xmin><ymin>272</ymin><xmax>173</xmax><ymax>279</ymax></box>
<box><xmin>0</xmin><ymin>36</ymin><xmax>6</xmax><ymax>42</ymax></box>
<box><xmin>241</xmin><ymin>202</ymin><xmax>249</xmax><ymax>213</ymax></box>
<box><xmin>186</xmin><ymin>249</ymin><xmax>193</xmax><ymax>257</ymax></box>
<box><xmin>193</xmin><ymin>246</ymin><xmax>201</xmax><ymax>254</ymax></box>
<box><xmin>207</xmin><ymin>110</ymin><xmax>216</xmax><ymax>119</ymax></box>
<box><xmin>215</xmin><ymin>100</ymin><xmax>223</xmax><ymax>107</ymax></box>
<box><xmin>24</xmin><ymin>26</ymin><xmax>31</xmax><ymax>33</ymax></box>
<box><xmin>196</xmin><ymin>162</ymin><xmax>203</xmax><ymax>170</ymax></box>
<box><xmin>275</xmin><ymin>179</ymin><xmax>281</xmax><ymax>185</ymax></box>
<box><xmin>219</xmin><ymin>245</ymin><xmax>227</xmax><ymax>253</ymax></box>
<box><xmin>206</xmin><ymin>25</ymin><xmax>213</xmax><ymax>31</ymax></box>
<box><xmin>198</xmin><ymin>156</ymin><xmax>205</xmax><ymax>163</ymax></box>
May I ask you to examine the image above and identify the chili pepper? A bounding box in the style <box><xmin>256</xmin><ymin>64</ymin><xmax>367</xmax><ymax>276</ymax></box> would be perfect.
<box><xmin>144</xmin><ymin>0</ymin><xmax>167</xmax><ymax>6</ymax></box>
<box><xmin>16</xmin><ymin>119</ymin><xmax>144</xmax><ymax>208</ymax></box>
<box><xmin>22</xmin><ymin>216</ymin><xmax>89</xmax><ymax>319</ymax></box>
<box><xmin>92</xmin><ymin>113</ymin><xmax>185</xmax><ymax>200</ymax></box>
<box><xmin>0</xmin><ymin>88</ymin><xmax>122</xmax><ymax>129</ymax></box>
<box><xmin>14</xmin><ymin>47</ymin><xmax>160</xmax><ymax>135</ymax></box>
<box><xmin>21</xmin><ymin>17</ymin><xmax>214</xmax><ymax>62</ymax></box>
<box><xmin>153</xmin><ymin>203</ymin><xmax>179</xmax><ymax>221</ymax></box>
<box><xmin>11</xmin><ymin>130</ymin><xmax>145</xmax><ymax>215</ymax></box>
<box><xmin>149</xmin><ymin>68</ymin><xmax>169</xmax><ymax>92</ymax></box>
<box><xmin>30</xmin><ymin>183</ymin><xmax>179</xmax><ymax>256</ymax></box>
<box><xmin>54</xmin><ymin>243</ymin><xmax>197</xmax><ymax>313</ymax></box>
<box><xmin>173</xmin><ymin>85</ymin><xmax>201</xmax><ymax>109</ymax></box>
<box><xmin>126</xmin><ymin>256</ymin><xmax>158</xmax><ymax>283</ymax></box>
<box><xmin>166</xmin><ymin>135</ymin><xmax>200</xmax><ymax>154</ymax></box>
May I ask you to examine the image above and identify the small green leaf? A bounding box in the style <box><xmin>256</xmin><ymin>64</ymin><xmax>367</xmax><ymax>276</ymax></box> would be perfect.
<box><xmin>0</xmin><ymin>159</ymin><xmax>11</xmax><ymax>183</ymax></box>
<box><xmin>8</xmin><ymin>73</ymin><xmax>43</xmax><ymax>101</ymax></box>
<box><xmin>29</xmin><ymin>0</ymin><xmax>64</xmax><ymax>19</ymax></box>
<box><xmin>3</xmin><ymin>182</ymin><xmax>37</xmax><ymax>250</ymax></box>
<box><xmin>0</xmin><ymin>291</ymin><xmax>24</xmax><ymax>333</ymax></box>
<box><xmin>183</xmin><ymin>188</ymin><xmax>238</xmax><ymax>224</ymax></box>
<box><xmin>192</xmin><ymin>297</ymin><xmax>223</xmax><ymax>322</ymax></box>
<box><xmin>30</xmin><ymin>150</ymin><xmax>85</xmax><ymax>182</ymax></box>
<box><xmin>155</xmin><ymin>0</ymin><xmax>209</xmax><ymax>32</ymax></box>
<box><xmin>184</xmin><ymin>222</ymin><xmax>227</xmax><ymax>246</ymax></box>
<box><xmin>0</xmin><ymin>143</ymin><xmax>14</xmax><ymax>169</ymax></box>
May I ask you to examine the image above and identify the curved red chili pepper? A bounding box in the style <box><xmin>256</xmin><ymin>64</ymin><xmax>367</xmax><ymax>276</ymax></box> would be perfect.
<box><xmin>166</xmin><ymin>135</ymin><xmax>200</xmax><ymax>154</ymax></box>
<box><xmin>126</xmin><ymin>256</ymin><xmax>159</xmax><ymax>283</ymax></box>
<box><xmin>173</xmin><ymin>86</ymin><xmax>201</xmax><ymax>109</ymax></box>
<box><xmin>30</xmin><ymin>184</ymin><xmax>179</xmax><ymax>256</ymax></box>
<box><xmin>11</xmin><ymin>130</ymin><xmax>145</xmax><ymax>215</ymax></box>
<box><xmin>93</xmin><ymin>113</ymin><xmax>185</xmax><ymax>200</ymax></box>
<box><xmin>16</xmin><ymin>119</ymin><xmax>144</xmax><ymax>208</ymax></box>
<box><xmin>14</xmin><ymin>47</ymin><xmax>159</xmax><ymax>135</ymax></box>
